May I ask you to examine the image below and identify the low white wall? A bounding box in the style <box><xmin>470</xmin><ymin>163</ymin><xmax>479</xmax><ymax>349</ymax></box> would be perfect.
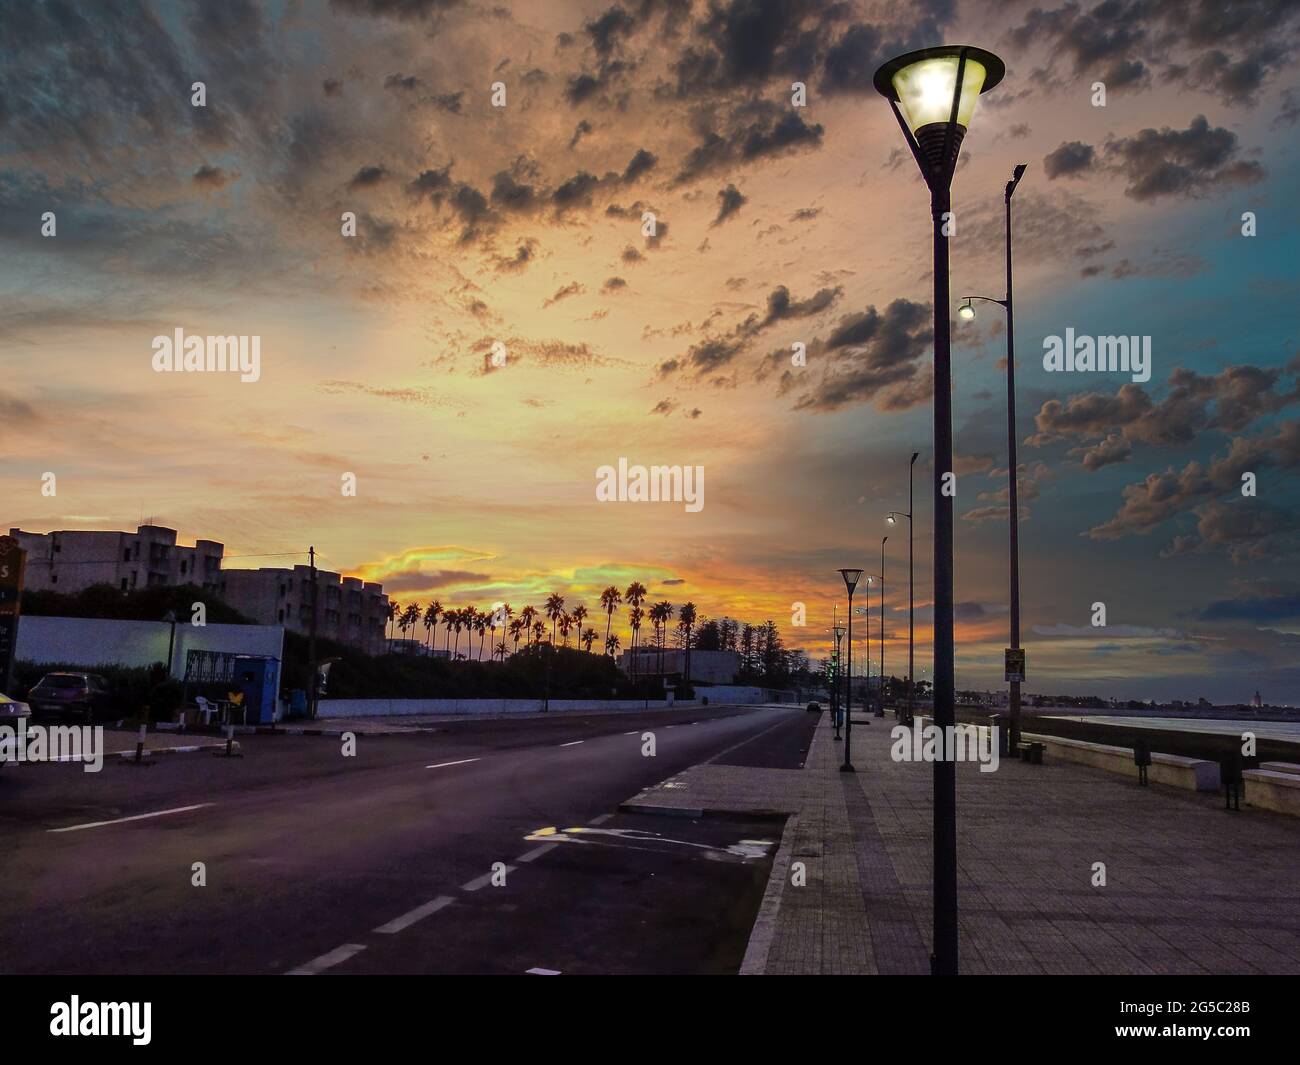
<box><xmin>317</xmin><ymin>685</ymin><xmax>772</xmax><ymax>719</ymax></box>
<box><xmin>1244</xmin><ymin>769</ymin><xmax>1300</xmax><ymax>816</ymax></box>
<box><xmin>1023</xmin><ymin>732</ymin><xmax>1220</xmax><ymax>791</ymax></box>
<box><xmin>15</xmin><ymin>616</ymin><xmax>284</xmax><ymax>680</ymax></box>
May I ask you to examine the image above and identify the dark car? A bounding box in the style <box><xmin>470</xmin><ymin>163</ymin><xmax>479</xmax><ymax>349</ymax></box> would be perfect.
<box><xmin>27</xmin><ymin>673</ymin><xmax>114</xmax><ymax>723</ymax></box>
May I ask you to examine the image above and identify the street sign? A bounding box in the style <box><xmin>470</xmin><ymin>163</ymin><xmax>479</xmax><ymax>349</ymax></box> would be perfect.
<box><xmin>1005</xmin><ymin>647</ymin><xmax>1025</xmax><ymax>683</ymax></box>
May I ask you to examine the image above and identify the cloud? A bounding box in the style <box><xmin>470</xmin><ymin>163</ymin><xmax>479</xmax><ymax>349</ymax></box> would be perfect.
<box><xmin>542</xmin><ymin>281</ymin><xmax>584</xmax><ymax>307</ymax></box>
<box><xmin>347</xmin><ymin>165</ymin><xmax>390</xmax><ymax>190</ymax></box>
<box><xmin>712</xmin><ymin>183</ymin><xmax>747</xmax><ymax>225</ymax></box>
<box><xmin>1201</xmin><ymin>592</ymin><xmax>1300</xmax><ymax>621</ymax></box>
<box><xmin>1043</xmin><ymin>141</ymin><xmax>1095</xmax><ymax>179</ymax></box>
<box><xmin>193</xmin><ymin>164</ymin><xmax>238</xmax><ymax>189</ymax></box>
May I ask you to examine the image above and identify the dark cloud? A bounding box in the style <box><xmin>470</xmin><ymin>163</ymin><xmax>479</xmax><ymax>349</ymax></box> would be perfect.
<box><xmin>1107</xmin><ymin>115</ymin><xmax>1265</xmax><ymax>200</ymax></box>
<box><xmin>789</xmin><ymin>299</ymin><xmax>934</xmax><ymax>413</ymax></box>
<box><xmin>347</xmin><ymin>165</ymin><xmax>390</xmax><ymax>190</ymax></box>
<box><xmin>542</xmin><ymin>281</ymin><xmax>584</xmax><ymax>307</ymax></box>
<box><xmin>323</xmin><ymin>78</ymin><xmax>343</xmax><ymax>97</ymax></box>
<box><xmin>650</xmin><ymin>398</ymin><xmax>676</xmax><ymax>415</ymax></box>
<box><xmin>1043</xmin><ymin>141</ymin><xmax>1095</xmax><ymax>179</ymax></box>
<box><xmin>193</xmin><ymin>164</ymin><xmax>237</xmax><ymax>189</ymax></box>
<box><xmin>603</xmin><ymin>276</ymin><xmax>628</xmax><ymax>292</ymax></box>
<box><xmin>622</xmin><ymin>148</ymin><xmax>658</xmax><ymax>182</ymax></box>
<box><xmin>330</xmin><ymin>0</ymin><xmax>464</xmax><ymax>20</ymax></box>
<box><xmin>675</xmin><ymin>102</ymin><xmax>824</xmax><ymax>183</ymax></box>
<box><xmin>569</xmin><ymin>120</ymin><xmax>593</xmax><ymax>148</ymax></box>
<box><xmin>384</xmin><ymin>73</ymin><xmax>424</xmax><ymax>92</ymax></box>
<box><xmin>712</xmin><ymin>184</ymin><xmax>747</xmax><ymax>225</ymax></box>
<box><xmin>1201</xmin><ymin>592</ymin><xmax>1300</xmax><ymax>621</ymax></box>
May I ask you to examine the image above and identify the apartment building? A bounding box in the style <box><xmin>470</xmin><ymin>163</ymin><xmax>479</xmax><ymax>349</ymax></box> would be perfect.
<box><xmin>10</xmin><ymin>524</ymin><xmax>224</xmax><ymax>594</ymax></box>
<box><xmin>220</xmin><ymin>565</ymin><xmax>389</xmax><ymax>656</ymax></box>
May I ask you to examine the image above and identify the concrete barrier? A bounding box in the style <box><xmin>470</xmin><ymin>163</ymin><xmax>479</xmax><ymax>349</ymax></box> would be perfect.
<box><xmin>1244</xmin><ymin>768</ymin><xmax>1300</xmax><ymax>816</ymax></box>
<box><xmin>1022</xmin><ymin>732</ymin><xmax>1220</xmax><ymax>792</ymax></box>
<box><xmin>1259</xmin><ymin>761</ymin><xmax>1300</xmax><ymax>777</ymax></box>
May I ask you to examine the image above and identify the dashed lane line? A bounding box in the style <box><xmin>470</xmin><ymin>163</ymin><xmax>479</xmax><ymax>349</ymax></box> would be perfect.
<box><xmin>461</xmin><ymin>865</ymin><xmax>516</xmax><ymax>891</ymax></box>
<box><xmin>374</xmin><ymin>895</ymin><xmax>456</xmax><ymax>934</ymax></box>
<box><xmin>286</xmin><ymin>943</ymin><xmax>366</xmax><ymax>975</ymax></box>
<box><xmin>426</xmin><ymin>758</ymin><xmax>480</xmax><ymax>769</ymax></box>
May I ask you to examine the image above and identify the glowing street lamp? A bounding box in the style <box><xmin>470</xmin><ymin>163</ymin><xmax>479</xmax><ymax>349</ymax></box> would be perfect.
<box><xmin>875</xmin><ymin>43</ymin><xmax>1004</xmax><ymax>979</ymax></box>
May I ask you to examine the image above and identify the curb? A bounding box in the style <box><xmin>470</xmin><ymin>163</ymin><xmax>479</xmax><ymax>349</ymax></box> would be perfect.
<box><xmin>116</xmin><ymin>741</ymin><xmax>234</xmax><ymax>758</ymax></box>
<box><xmin>739</xmin><ymin>811</ymin><xmax>799</xmax><ymax>976</ymax></box>
<box><xmin>617</xmin><ymin>801</ymin><xmax>706</xmax><ymax>819</ymax></box>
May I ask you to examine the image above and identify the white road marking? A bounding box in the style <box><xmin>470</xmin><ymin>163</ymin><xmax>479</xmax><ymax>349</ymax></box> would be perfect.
<box><xmin>374</xmin><ymin>895</ymin><xmax>455</xmax><ymax>934</ymax></box>
<box><xmin>286</xmin><ymin>943</ymin><xmax>366</xmax><ymax>975</ymax></box>
<box><xmin>461</xmin><ymin>865</ymin><xmax>516</xmax><ymax>891</ymax></box>
<box><xmin>623</xmin><ymin>730</ymin><xmax>638</xmax><ymax>735</ymax></box>
<box><xmin>588</xmin><ymin>813</ymin><xmax>614</xmax><ymax>825</ymax></box>
<box><xmin>426</xmin><ymin>758</ymin><xmax>479</xmax><ymax>769</ymax></box>
<box><xmin>515</xmin><ymin>843</ymin><xmax>558</xmax><ymax>863</ymax></box>
<box><xmin>526</xmin><ymin>967</ymin><xmax>561</xmax><ymax>975</ymax></box>
<box><xmin>48</xmin><ymin>803</ymin><xmax>213</xmax><ymax>834</ymax></box>
<box><xmin>558</xmin><ymin>740</ymin><xmax>584</xmax><ymax>747</ymax></box>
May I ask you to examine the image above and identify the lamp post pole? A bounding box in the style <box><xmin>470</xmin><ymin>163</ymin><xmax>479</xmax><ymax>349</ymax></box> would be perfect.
<box><xmin>879</xmin><ymin>537</ymin><xmax>887</xmax><ymax>716</ymax></box>
<box><xmin>838</xmin><ymin>569</ymin><xmax>862</xmax><ymax>772</ymax></box>
<box><xmin>832</xmin><ymin>618</ymin><xmax>845</xmax><ymax>741</ymax></box>
<box><xmin>960</xmin><ymin>164</ymin><xmax>1027</xmax><ymax>748</ymax></box>
<box><xmin>875</xmin><ymin>43</ymin><xmax>1005</xmax><ymax>978</ymax></box>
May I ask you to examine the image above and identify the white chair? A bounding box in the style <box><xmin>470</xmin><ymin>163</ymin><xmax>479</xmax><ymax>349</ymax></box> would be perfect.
<box><xmin>194</xmin><ymin>696</ymin><xmax>221</xmax><ymax>728</ymax></box>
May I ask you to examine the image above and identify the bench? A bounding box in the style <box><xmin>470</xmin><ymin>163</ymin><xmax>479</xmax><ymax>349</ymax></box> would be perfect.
<box><xmin>1242</xmin><ymin>768</ymin><xmax>1300</xmax><ymax>817</ymax></box>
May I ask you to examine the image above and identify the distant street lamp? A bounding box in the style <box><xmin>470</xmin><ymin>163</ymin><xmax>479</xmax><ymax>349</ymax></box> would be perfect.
<box><xmin>958</xmin><ymin>162</ymin><xmax>1028</xmax><ymax>750</ymax></box>
<box><xmin>875</xmin><ymin>43</ymin><xmax>1004</xmax><ymax>978</ymax></box>
<box><xmin>838</xmin><ymin>568</ymin><xmax>863</xmax><ymax>772</ymax></box>
<box><xmin>887</xmin><ymin>452</ymin><xmax>919</xmax><ymax>726</ymax></box>
<box><xmin>878</xmin><ymin>537</ymin><xmax>887</xmax><ymax>716</ymax></box>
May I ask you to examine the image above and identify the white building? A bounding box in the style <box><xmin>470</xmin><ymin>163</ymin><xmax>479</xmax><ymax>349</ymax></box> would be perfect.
<box><xmin>10</xmin><ymin>524</ymin><xmax>224</xmax><ymax>595</ymax></box>
<box><xmin>616</xmin><ymin>647</ymin><xmax>741</xmax><ymax>684</ymax></box>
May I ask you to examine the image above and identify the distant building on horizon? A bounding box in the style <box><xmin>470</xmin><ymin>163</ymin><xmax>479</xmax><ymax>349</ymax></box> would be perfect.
<box><xmin>617</xmin><ymin>646</ymin><xmax>740</xmax><ymax>684</ymax></box>
<box><xmin>220</xmin><ymin>566</ymin><xmax>389</xmax><ymax>656</ymax></box>
<box><xmin>1253</xmin><ymin>690</ymin><xmax>1263</xmax><ymax>708</ymax></box>
<box><xmin>10</xmin><ymin>524</ymin><xmax>223</xmax><ymax>595</ymax></box>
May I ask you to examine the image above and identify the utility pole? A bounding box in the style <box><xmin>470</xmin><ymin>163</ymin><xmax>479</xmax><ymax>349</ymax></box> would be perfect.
<box><xmin>308</xmin><ymin>546</ymin><xmax>319</xmax><ymax>720</ymax></box>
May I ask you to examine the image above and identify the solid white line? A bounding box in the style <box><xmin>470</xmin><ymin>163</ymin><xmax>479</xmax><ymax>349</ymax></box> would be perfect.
<box><xmin>48</xmin><ymin>803</ymin><xmax>213</xmax><ymax>834</ymax></box>
<box><xmin>286</xmin><ymin>943</ymin><xmax>366</xmax><ymax>975</ymax></box>
<box><xmin>462</xmin><ymin>865</ymin><xmax>516</xmax><ymax>891</ymax></box>
<box><xmin>623</xmin><ymin>730</ymin><xmax>638</xmax><ymax>735</ymax></box>
<box><xmin>426</xmin><ymin>758</ymin><xmax>480</xmax><ymax>769</ymax></box>
<box><xmin>558</xmin><ymin>740</ymin><xmax>584</xmax><ymax>747</ymax></box>
<box><xmin>526</xmin><ymin>967</ymin><xmax>561</xmax><ymax>975</ymax></box>
<box><xmin>374</xmin><ymin>895</ymin><xmax>455</xmax><ymax>934</ymax></box>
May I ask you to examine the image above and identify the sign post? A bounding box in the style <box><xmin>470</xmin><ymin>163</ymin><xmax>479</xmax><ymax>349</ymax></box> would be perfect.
<box><xmin>0</xmin><ymin>536</ymin><xmax>27</xmax><ymax>695</ymax></box>
<box><xmin>1004</xmin><ymin>647</ymin><xmax>1025</xmax><ymax>684</ymax></box>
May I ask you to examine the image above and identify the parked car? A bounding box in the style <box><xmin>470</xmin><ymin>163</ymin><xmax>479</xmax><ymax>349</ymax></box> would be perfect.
<box><xmin>806</xmin><ymin>701</ymin><xmax>822</xmax><ymax>712</ymax></box>
<box><xmin>26</xmin><ymin>673</ymin><xmax>114</xmax><ymax>723</ymax></box>
<box><xmin>1</xmin><ymin>692</ymin><xmax>32</xmax><ymax>768</ymax></box>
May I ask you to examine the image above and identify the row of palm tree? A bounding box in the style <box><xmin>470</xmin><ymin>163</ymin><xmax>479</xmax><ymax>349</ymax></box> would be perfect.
<box><xmin>382</xmin><ymin>584</ymin><xmax>699</xmax><ymax>671</ymax></box>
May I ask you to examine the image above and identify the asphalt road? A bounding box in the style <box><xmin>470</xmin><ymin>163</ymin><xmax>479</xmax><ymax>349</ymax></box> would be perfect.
<box><xmin>0</xmin><ymin>704</ymin><xmax>816</xmax><ymax>975</ymax></box>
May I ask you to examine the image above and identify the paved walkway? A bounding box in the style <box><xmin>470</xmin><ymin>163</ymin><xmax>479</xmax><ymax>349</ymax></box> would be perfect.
<box><xmin>622</xmin><ymin>712</ymin><xmax>1300</xmax><ymax>974</ymax></box>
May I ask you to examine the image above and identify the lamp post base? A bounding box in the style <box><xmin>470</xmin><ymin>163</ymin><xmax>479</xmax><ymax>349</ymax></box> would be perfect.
<box><xmin>839</xmin><ymin>763</ymin><xmax>856</xmax><ymax>773</ymax></box>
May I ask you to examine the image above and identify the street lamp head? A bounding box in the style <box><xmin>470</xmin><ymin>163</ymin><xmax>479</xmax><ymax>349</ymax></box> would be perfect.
<box><xmin>839</xmin><ymin>567</ymin><xmax>863</xmax><ymax>593</ymax></box>
<box><xmin>886</xmin><ymin>513</ymin><xmax>897</xmax><ymax>524</ymax></box>
<box><xmin>958</xmin><ymin>298</ymin><xmax>976</xmax><ymax>320</ymax></box>
<box><xmin>873</xmin><ymin>46</ymin><xmax>1004</xmax><ymax>182</ymax></box>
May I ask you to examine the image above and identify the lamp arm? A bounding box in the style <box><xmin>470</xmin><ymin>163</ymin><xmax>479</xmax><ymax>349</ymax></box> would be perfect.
<box><xmin>962</xmin><ymin>294</ymin><xmax>1007</xmax><ymax>308</ymax></box>
<box><xmin>889</xmin><ymin>99</ymin><xmax>933</xmax><ymax>187</ymax></box>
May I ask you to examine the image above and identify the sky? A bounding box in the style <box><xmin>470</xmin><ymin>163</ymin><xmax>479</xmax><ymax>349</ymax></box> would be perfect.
<box><xmin>2</xmin><ymin>0</ymin><xmax>1298</xmax><ymax>704</ymax></box>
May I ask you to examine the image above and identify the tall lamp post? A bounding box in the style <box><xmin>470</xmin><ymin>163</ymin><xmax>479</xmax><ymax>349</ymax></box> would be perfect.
<box><xmin>838</xmin><ymin>568</ymin><xmax>863</xmax><ymax>772</ymax></box>
<box><xmin>887</xmin><ymin>450</ymin><xmax>919</xmax><ymax>725</ymax></box>
<box><xmin>831</xmin><ymin>617</ymin><xmax>845</xmax><ymax>741</ymax></box>
<box><xmin>875</xmin><ymin>44</ymin><xmax>1004</xmax><ymax>977</ymax></box>
<box><xmin>958</xmin><ymin>162</ymin><xmax>1027</xmax><ymax>749</ymax></box>
<box><xmin>878</xmin><ymin>537</ymin><xmax>887</xmax><ymax>715</ymax></box>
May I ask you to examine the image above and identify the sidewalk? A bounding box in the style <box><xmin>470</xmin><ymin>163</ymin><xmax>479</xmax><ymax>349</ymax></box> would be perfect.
<box><xmin>622</xmin><ymin>713</ymin><xmax>1300</xmax><ymax>974</ymax></box>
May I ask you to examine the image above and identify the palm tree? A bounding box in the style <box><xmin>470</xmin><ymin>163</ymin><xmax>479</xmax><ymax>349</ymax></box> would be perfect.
<box><xmin>508</xmin><ymin>617</ymin><xmax>524</xmax><ymax>656</ymax></box>
<box><xmin>400</xmin><ymin>602</ymin><xmax>421</xmax><ymax>649</ymax></box>
<box><xmin>570</xmin><ymin>604</ymin><xmax>588</xmax><ymax>650</ymax></box>
<box><xmin>558</xmin><ymin>612</ymin><xmax>574</xmax><ymax>647</ymax></box>
<box><xmin>544</xmin><ymin>592</ymin><xmax>565</xmax><ymax>643</ymax></box>
<box><xmin>519</xmin><ymin>605</ymin><xmax>537</xmax><ymax>645</ymax></box>
<box><xmin>494</xmin><ymin>640</ymin><xmax>508</xmax><ymax>660</ymax></box>
<box><xmin>473</xmin><ymin>608</ymin><xmax>488</xmax><ymax>660</ymax></box>
<box><xmin>444</xmin><ymin>608</ymin><xmax>455</xmax><ymax>658</ymax></box>
<box><xmin>650</xmin><ymin>601</ymin><xmax>674</xmax><ymax>677</ymax></box>
<box><xmin>531</xmin><ymin>619</ymin><xmax>546</xmax><ymax>645</ymax></box>
<box><xmin>605</xmin><ymin>632</ymin><xmax>621</xmax><ymax>657</ymax></box>
<box><xmin>678</xmin><ymin>601</ymin><xmax>697</xmax><ymax>684</ymax></box>
<box><xmin>599</xmin><ymin>586</ymin><xmax>622</xmax><ymax>652</ymax></box>
<box><xmin>487</xmin><ymin>608</ymin><xmax>500</xmax><ymax>660</ymax></box>
<box><xmin>624</xmin><ymin>581</ymin><xmax>647</xmax><ymax>670</ymax></box>
<box><xmin>628</xmin><ymin>605</ymin><xmax>645</xmax><ymax>679</ymax></box>
<box><xmin>581</xmin><ymin>627</ymin><xmax>597</xmax><ymax>652</ymax></box>
<box><xmin>386</xmin><ymin>601</ymin><xmax>399</xmax><ymax>652</ymax></box>
<box><xmin>451</xmin><ymin>608</ymin><xmax>466</xmax><ymax>660</ymax></box>
<box><xmin>423</xmin><ymin>600</ymin><xmax>442</xmax><ymax>652</ymax></box>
